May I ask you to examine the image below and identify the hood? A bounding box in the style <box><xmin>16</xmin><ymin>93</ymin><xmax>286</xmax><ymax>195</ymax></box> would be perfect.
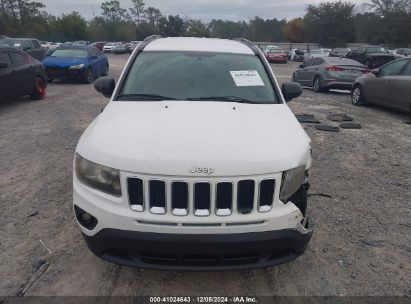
<box><xmin>42</xmin><ymin>56</ymin><xmax>87</xmax><ymax>68</ymax></box>
<box><xmin>77</xmin><ymin>101</ymin><xmax>311</xmax><ymax>177</ymax></box>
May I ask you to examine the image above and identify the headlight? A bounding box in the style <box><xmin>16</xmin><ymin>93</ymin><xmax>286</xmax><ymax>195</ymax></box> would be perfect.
<box><xmin>75</xmin><ymin>154</ymin><xmax>121</xmax><ymax>197</ymax></box>
<box><xmin>69</xmin><ymin>63</ymin><xmax>85</xmax><ymax>70</ymax></box>
<box><xmin>280</xmin><ymin>165</ymin><xmax>306</xmax><ymax>202</ymax></box>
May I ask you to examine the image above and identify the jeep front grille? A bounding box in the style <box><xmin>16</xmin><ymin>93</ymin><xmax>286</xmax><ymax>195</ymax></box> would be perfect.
<box><xmin>127</xmin><ymin>175</ymin><xmax>279</xmax><ymax>217</ymax></box>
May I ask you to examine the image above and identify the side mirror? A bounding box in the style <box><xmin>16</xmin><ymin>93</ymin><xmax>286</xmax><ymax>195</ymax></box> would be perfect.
<box><xmin>94</xmin><ymin>77</ymin><xmax>115</xmax><ymax>98</ymax></box>
<box><xmin>0</xmin><ymin>62</ymin><xmax>8</xmax><ymax>68</ymax></box>
<box><xmin>282</xmin><ymin>82</ymin><xmax>303</xmax><ymax>102</ymax></box>
<box><xmin>299</xmin><ymin>64</ymin><xmax>304</xmax><ymax>69</ymax></box>
<box><xmin>371</xmin><ymin>69</ymin><xmax>380</xmax><ymax>76</ymax></box>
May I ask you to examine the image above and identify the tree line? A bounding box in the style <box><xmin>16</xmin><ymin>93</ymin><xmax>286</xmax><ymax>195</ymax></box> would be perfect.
<box><xmin>1</xmin><ymin>0</ymin><xmax>411</xmax><ymax>47</ymax></box>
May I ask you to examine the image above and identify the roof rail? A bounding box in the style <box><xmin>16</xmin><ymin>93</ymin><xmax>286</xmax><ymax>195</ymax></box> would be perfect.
<box><xmin>233</xmin><ymin>38</ymin><xmax>260</xmax><ymax>55</ymax></box>
<box><xmin>143</xmin><ymin>35</ymin><xmax>162</xmax><ymax>43</ymax></box>
<box><xmin>136</xmin><ymin>35</ymin><xmax>162</xmax><ymax>52</ymax></box>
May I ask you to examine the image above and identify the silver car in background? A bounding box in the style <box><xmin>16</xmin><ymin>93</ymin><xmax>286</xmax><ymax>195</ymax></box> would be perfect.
<box><xmin>292</xmin><ymin>57</ymin><xmax>369</xmax><ymax>93</ymax></box>
<box><xmin>303</xmin><ymin>49</ymin><xmax>328</xmax><ymax>62</ymax></box>
<box><xmin>352</xmin><ymin>58</ymin><xmax>411</xmax><ymax>114</ymax></box>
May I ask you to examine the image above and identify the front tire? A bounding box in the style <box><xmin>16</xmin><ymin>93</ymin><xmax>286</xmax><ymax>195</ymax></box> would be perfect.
<box><xmin>313</xmin><ymin>76</ymin><xmax>327</xmax><ymax>93</ymax></box>
<box><xmin>30</xmin><ymin>77</ymin><xmax>46</xmax><ymax>100</ymax></box>
<box><xmin>352</xmin><ymin>85</ymin><xmax>366</xmax><ymax>106</ymax></box>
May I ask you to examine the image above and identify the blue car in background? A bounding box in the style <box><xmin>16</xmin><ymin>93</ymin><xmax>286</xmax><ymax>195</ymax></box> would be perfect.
<box><xmin>42</xmin><ymin>45</ymin><xmax>109</xmax><ymax>83</ymax></box>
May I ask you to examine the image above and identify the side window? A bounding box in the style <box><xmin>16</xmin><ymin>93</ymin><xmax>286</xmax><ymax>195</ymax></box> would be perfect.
<box><xmin>92</xmin><ymin>48</ymin><xmax>101</xmax><ymax>57</ymax></box>
<box><xmin>10</xmin><ymin>52</ymin><xmax>28</xmax><ymax>66</ymax></box>
<box><xmin>21</xmin><ymin>40</ymin><xmax>32</xmax><ymax>50</ymax></box>
<box><xmin>304</xmin><ymin>59</ymin><xmax>314</xmax><ymax>67</ymax></box>
<box><xmin>0</xmin><ymin>52</ymin><xmax>12</xmax><ymax>64</ymax></box>
<box><xmin>313</xmin><ymin>58</ymin><xmax>323</xmax><ymax>66</ymax></box>
<box><xmin>379</xmin><ymin>60</ymin><xmax>408</xmax><ymax>76</ymax></box>
<box><xmin>95</xmin><ymin>48</ymin><xmax>103</xmax><ymax>56</ymax></box>
<box><xmin>32</xmin><ymin>40</ymin><xmax>41</xmax><ymax>49</ymax></box>
<box><xmin>401</xmin><ymin>61</ymin><xmax>411</xmax><ymax>76</ymax></box>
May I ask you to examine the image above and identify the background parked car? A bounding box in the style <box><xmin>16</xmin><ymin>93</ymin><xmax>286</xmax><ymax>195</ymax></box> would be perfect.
<box><xmin>113</xmin><ymin>43</ymin><xmax>131</xmax><ymax>54</ymax></box>
<box><xmin>346</xmin><ymin>46</ymin><xmax>395</xmax><ymax>68</ymax></box>
<box><xmin>303</xmin><ymin>49</ymin><xmax>328</xmax><ymax>62</ymax></box>
<box><xmin>320</xmin><ymin>48</ymin><xmax>332</xmax><ymax>55</ymax></box>
<box><xmin>292</xmin><ymin>57</ymin><xmax>369</xmax><ymax>93</ymax></box>
<box><xmin>393</xmin><ymin>48</ymin><xmax>411</xmax><ymax>58</ymax></box>
<box><xmin>42</xmin><ymin>45</ymin><xmax>109</xmax><ymax>83</ymax></box>
<box><xmin>129</xmin><ymin>41</ymin><xmax>141</xmax><ymax>52</ymax></box>
<box><xmin>90</xmin><ymin>42</ymin><xmax>106</xmax><ymax>51</ymax></box>
<box><xmin>0</xmin><ymin>38</ymin><xmax>47</xmax><ymax>61</ymax></box>
<box><xmin>0</xmin><ymin>46</ymin><xmax>47</xmax><ymax>101</ymax></box>
<box><xmin>293</xmin><ymin>49</ymin><xmax>307</xmax><ymax>62</ymax></box>
<box><xmin>329</xmin><ymin>48</ymin><xmax>351</xmax><ymax>57</ymax></box>
<box><xmin>103</xmin><ymin>42</ymin><xmax>121</xmax><ymax>53</ymax></box>
<box><xmin>266</xmin><ymin>49</ymin><xmax>288</xmax><ymax>63</ymax></box>
<box><xmin>73</xmin><ymin>41</ymin><xmax>92</xmax><ymax>46</ymax></box>
<box><xmin>352</xmin><ymin>58</ymin><xmax>411</xmax><ymax>114</ymax></box>
<box><xmin>262</xmin><ymin>45</ymin><xmax>279</xmax><ymax>56</ymax></box>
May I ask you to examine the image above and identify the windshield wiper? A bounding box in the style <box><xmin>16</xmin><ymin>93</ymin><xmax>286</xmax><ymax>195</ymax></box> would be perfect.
<box><xmin>116</xmin><ymin>93</ymin><xmax>177</xmax><ymax>101</ymax></box>
<box><xmin>186</xmin><ymin>96</ymin><xmax>256</xmax><ymax>104</ymax></box>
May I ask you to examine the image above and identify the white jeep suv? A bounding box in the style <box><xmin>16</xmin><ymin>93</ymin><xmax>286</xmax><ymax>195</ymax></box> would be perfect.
<box><xmin>73</xmin><ymin>36</ymin><xmax>313</xmax><ymax>271</ymax></box>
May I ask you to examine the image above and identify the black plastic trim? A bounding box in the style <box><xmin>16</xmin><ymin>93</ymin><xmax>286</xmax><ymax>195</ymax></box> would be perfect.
<box><xmin>83</xmin><ymin>228</ymin><xmax>312</xmax><ymax>271</ymax></box>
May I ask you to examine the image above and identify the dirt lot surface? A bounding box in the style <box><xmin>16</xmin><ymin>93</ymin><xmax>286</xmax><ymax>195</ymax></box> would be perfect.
<box><xmin>0</xmin><ymin>55</ymin><xmax>410</xmax><ymax>297</ymax></box>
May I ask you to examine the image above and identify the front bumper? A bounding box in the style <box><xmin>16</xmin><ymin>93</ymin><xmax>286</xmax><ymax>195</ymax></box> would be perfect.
<box><xmin>268</xmin><ymin>57</ymin><xmax>288</xmax><ymax>63</ymax></box>
<box><xmin>46</xmin><ymin>67</ymin><xmax>85</xmax><ymax>78</ymax></box>
<box><xmin>83</xmin><ymin>228</ymin><xmax>312</xmax><ymax>271</ymax></box>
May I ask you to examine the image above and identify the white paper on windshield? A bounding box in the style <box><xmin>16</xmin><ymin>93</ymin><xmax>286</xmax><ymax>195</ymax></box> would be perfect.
<box><xmin>230</xmin><ymin>70</ymin><xmax>265</xmax><ymax>87</ymax></box>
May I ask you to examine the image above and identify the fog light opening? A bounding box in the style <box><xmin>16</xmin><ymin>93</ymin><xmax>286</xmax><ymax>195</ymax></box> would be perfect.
<box><xmin>74</xmin><ymin>206</ymin><xmax>98</xmax><ymax>230</ymax></box>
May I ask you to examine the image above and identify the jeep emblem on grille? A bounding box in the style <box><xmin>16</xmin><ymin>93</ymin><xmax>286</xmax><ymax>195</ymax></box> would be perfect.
<box><xmin>189</xmin><ymin>165</ymin><xmax>214</xmax><ymax>175</ymax></box>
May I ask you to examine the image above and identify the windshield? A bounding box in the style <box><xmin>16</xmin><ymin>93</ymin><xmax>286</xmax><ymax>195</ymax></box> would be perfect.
<box><xmin>51</xmin><ymin>49</ymin><xmax>88</xmax><ymax>58</ymax></box>
<box><xmin>367</xmin><ymin>47</ymin><xmax>387</xmax><ymax>53</ymax></box>
<box><xmin>118</xmin><ymin>52</ymin><xmax>279</xmax><ymax>104</ymax></box>
<box><xmin>269</xmin><ymin>50</ymin><xmax>285</xmax><ymax>54</ymax></box>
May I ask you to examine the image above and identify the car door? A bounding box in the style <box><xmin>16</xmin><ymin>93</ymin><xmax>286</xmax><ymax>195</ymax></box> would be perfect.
<box><xmin>94</xmin><ymin>48</ymin><xmax>106</xmax><ymax>74</ymax></box>
<box><xmin>305</xmin><ymin>58</ymin><xmax>323</xmax><ymax>84</ymax></box>
<box><xmin>364</xmin><ymin>59</ymin><xmax>408</xmax><ymax>105</ymax></box>
<box><xmin>9</xmin><ymin>51</ymin><xmax>34</xmax><ymax>96</ymax></box>
<box><xmin>0</xmin><ymin>51</ymin><xmax>15</xmax><ymax>100</ymax></box>
<box><xmin>388</xmin><ymin>60</ymin><xmax>411</xmax><ymax>111</ymax></box>
<box><xmin>31</xmin><ymin>40</ymin><xmax>46</xmax><ymax>60</ymax></box>
<box><xmin>89</xmin><ymin>48</ymin><xmax>101</xmax><ymax>76</ymax></box>
<box><xmin>295</xmin><ymin>59</ymin><xmax>314</xmax><ymax>85</ymax></box>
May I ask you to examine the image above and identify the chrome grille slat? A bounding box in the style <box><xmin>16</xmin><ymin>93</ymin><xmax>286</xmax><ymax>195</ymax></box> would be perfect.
<box><xmin>127</xmin><ymin>175</ymin><xmax>278</xmax><ymax>217</ymax></box>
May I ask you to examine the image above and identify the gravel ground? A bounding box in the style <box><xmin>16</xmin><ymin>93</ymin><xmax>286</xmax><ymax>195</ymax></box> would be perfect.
<box><xmin>0</xmin><ymin>55</ymin><xmax>410</xmax><ymax>297</ymax></box>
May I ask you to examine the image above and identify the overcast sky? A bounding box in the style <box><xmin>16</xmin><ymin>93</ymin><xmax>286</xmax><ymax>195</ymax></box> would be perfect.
<box><xmin>42</xmin><ymin>0</ymin><xmax>366</xmax><ymax>21</ymax></box>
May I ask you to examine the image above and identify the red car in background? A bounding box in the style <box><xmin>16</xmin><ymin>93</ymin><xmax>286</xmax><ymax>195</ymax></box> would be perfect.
<box><xmin>266</xmin><ymin>49</ymin><xmax>288</xmax><ymax>63</ymax></box>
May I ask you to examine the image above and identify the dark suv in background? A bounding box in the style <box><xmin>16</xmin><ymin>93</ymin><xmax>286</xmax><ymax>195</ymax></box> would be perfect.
<box><xmin>0</xmin><ymin>38</ymin><xmax>47</xmax><ymax>61</ymax></box>
<box><xmin>346</xmin><ymin>46</ymin><xmax>395</xmax><ymax>68</ymax></box>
